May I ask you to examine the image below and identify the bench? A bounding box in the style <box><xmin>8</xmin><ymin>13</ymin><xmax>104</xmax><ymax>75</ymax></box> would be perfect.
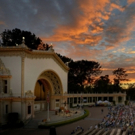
<box><xmin>102</xmin><ymin>130</ymin><xmax>110</xmax><ymax>135</ymax></box>
<box><xmin>116</xmin><ymin>129</ymin><xmax>121</xmax><ymax>135</ymax></box>
<box><xmin>110</xmin><ymin>129</ymin><xmax>116</xmax><ymax>135</ymax></box>
<box><xmin>95</xmin><ymin>129</ymin><xmax>104</xmax><ymax>135</ymax></box>
<box><xmin>74</xmin><ymin>129</ymin><xmax>83</xmax><ymax>135</ymax></box>
<box><xmin>81</xmin><ymin>128</ymin><xmax>94</xmax><ymax>135</ymax></box>
<box><xmin>88</xmin><ymin>129</ymin><xmax>99</xmax><ymax>135</ymax></box>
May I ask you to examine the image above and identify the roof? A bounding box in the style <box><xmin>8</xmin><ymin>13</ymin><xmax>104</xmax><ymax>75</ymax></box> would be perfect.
<box><xmin>0</xmin><ymin>45</ymin><xmax>69</xmax><ymax>71</ymax></box>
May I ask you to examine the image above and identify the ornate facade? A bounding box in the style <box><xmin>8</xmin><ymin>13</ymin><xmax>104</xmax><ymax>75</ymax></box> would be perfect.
<box><xmin>0</xmin><ymin>42</ymin><xmax>69</xmax><ymax>125</ymax></box>
<box><xmin>0</xmin><ymin>41</ymin><xmax>127</xmax><ymax>125</ymax></box>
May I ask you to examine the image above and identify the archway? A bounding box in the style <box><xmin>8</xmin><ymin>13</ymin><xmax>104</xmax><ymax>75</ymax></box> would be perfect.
<box><xmin>34</xmin><ymin>70</ymin><xmax>64</xmax><ymax>112</ymax></box>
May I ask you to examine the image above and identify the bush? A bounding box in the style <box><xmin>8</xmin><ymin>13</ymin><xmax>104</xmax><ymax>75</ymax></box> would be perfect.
<box><xmin>7</xmin><ymin>112</ymin><xmax>19</xmax><ymax>124</ymax></box>
<box><xmin>38</xmin><ymin>109</ymin><xmax>89</xmax><ymax>129</ymax></box>
<box><xmin>6</xmin><ymin>112</ymin><xmax>24</xmax><ymax>128</ymax></box>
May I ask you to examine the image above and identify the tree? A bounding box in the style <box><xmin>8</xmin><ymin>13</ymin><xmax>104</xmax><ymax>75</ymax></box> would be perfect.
<box><xmin>37</xmin><ymin>43</ymin><xmax>52</xmax><ymax>50</ymax></box>
<box><xmin>68</xmin><ymin>60</ymin><xmax>102</xmax><ymax>87</ymax></box>
<box><xmin>57</xmin><ymin>53</ymin><xmax>73</xmax><ymax>63</ymax></box>
<box><xmin>126</xmin><ymin>83</ymin><xmax>135</xmax><ymax>100</ymax></box>
<box><xmin>113</xmin><ymin>68</ymin><xmax>128</xmax><ymax>85</ymax></box>
<box><xmin>94</xmin><ymin>75</ymin><xmax>111</xmax><ymax>93</ymax></box>
<box><xmin>0</xmin><ymin>28</ymin><xmax>42</xmax><ymax>49</ymax></box>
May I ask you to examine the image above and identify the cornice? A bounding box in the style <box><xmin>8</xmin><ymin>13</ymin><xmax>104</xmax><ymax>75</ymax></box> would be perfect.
<box><xmin>0</xmin><ymin>97</ymin><xmax>36</xmax><ymax>101</ymax></box>
<box><xmin>0</xmin><ymin>75</ymin><xmax>12</xmax><ymax>78</ymax></box>
<box><xmin>0</xmin><ymin>47</ymin><xmax>69</xmax><ymax>72</ymax></box>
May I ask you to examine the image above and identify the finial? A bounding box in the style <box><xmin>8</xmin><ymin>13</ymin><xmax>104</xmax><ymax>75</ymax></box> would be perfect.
<box><xmin>22</xmin><ymin>37</ymin><xmax>25</xmax><ymax>44</ymax></box>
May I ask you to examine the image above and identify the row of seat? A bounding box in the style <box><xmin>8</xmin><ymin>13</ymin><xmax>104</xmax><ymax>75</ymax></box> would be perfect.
<box><xmin>73</xmin><ymin>128</ymin><xmax>123</xmax><ymax>135</ymax></box>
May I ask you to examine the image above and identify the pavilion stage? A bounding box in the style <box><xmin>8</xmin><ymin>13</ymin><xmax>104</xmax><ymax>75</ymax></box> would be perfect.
<box><xmin>35</xmin><ymin>108</ymin><xmax>84</xmax><ymax>127</ymax></box>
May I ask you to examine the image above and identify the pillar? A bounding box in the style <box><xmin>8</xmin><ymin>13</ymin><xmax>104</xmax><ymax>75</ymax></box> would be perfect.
<box><xmin>1</xmin><ymin>100</ymin><xmax>4</xmax><ymax>124</ymax></box>
<box><xmin>32</xmin><ymin>101</ymin><xmax>35</xmax><ymax>118</ymax></box>
<box><xmin>92</xmin><ymin>97</ymin><xmax>93</xmax><ymax>102</ymax></box>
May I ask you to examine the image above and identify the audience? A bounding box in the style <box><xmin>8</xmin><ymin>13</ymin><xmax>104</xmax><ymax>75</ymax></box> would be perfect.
<box><xmin>71</xmin><ymin>102</ymin><xmax>135</xmax><ymax>134</ymax></box>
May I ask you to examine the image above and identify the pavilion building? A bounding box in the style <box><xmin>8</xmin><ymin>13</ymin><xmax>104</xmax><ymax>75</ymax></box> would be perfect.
<box><xmin>0</xmin><ymin>39</ymin><xmax>126</xmax><ymax>125</ymax></box>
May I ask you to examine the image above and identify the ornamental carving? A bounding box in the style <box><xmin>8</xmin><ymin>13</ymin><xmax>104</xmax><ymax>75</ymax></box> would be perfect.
<box><xmin>0</xmin><ymin>58</ymin><xmax>10</xmax><ymax>76</ymax></box>
<box><xmin>25</xmin><ymin>90</ymin><xmax>33</xmax><ymax>97</ymax></box>
<box><xmin>41</xmin><ymin>71</ymin><xmax>62</xmax><ymax>95</ymax></box>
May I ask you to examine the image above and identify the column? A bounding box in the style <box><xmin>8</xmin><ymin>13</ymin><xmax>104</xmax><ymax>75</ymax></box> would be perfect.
<box><xmin>21</xmin><ymin>55</ymin><xmax>25</xmax><ymax>97</ymax></box>
<box><xmin>102</xmin><ymin>97</ymin><xmax>103</xmax><ymax>101</ymax></box>
<box><xmin>113</xmin><ymin>96</ymin><xmax>117</xmax><ymax>105</ymax></box>
<box><xmin>77</xmin><ymin>97</ymin><xmax>78</xmax><ymax>105</ymax></box>
<box><xmin>25</xmin><ymin>102</ymin><xmax>27</xmax><ymax>120</ymax></box>
<box><xmin>40</xmin><ymin>102</ymin><xmax>42</xmax><ymax>110</ymax></box>
<box><xmin>32</xmin><ymin>101</ymin><xmax>35</xmax><ymax>118</ymax></box>
<box><xmin>21</xmin><ymin>100</ymin><xmax>25</xmax><ymax>120</ymax></box>
<box><xmin>73</xmin><ymin>97</ymin><xmax>74</xmax><ymax>106</ymax></box>
<box><xmin>10</xmin><ymin>100</ymin><xmax>12</xmax><ymax>113</ymax></box>
<box><xmin>1</xmin><ymin>100</ymin><xmax>4</xmax><ymax>123</ymax></box>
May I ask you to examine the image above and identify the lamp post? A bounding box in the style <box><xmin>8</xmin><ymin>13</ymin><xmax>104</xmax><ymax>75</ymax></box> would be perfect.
<box><xmin>80</xmin><ymin>93</ymin><xmax>83</xmax><ymax>109</ymax></box>
<box><xmin>47</xmin><ymin>92</ymin><xmax>50</xmax><ymax>122</ymax></box>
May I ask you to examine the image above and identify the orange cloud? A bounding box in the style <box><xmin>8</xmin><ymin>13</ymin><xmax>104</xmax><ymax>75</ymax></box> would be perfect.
<box><xmin>129</xmin><ymin>51</ymin><xmax>135</xmax><ymax>54</ymax></box>
<box><xmin>0</xmin><ymin>21</ymin><xmax>5</xmax><ymax>25</ymax></box>
<box><xmin>127</xmin><ymin>0</ymin><xmax>135</xmax><ymax>5</ymax></box>
<box><xmin>110</xmin><ymin>3</ymin><xmax>125</xmax><ymax>12</ymax></box>
<box><xmin>42</xmin><ymin>0</ymin><xmax>113</xmax><ymax>46</ymax></box>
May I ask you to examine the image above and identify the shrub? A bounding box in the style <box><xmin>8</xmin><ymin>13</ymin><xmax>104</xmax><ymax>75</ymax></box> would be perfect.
<box><xmin>7</xmin><ymin>112</ymin><xmax>19</xmax><ymax>124</ymax></box>
<box><xmin>38</xmin><ymin>109</ymin><xmax>89</xmax><ymax>129</ymax></box>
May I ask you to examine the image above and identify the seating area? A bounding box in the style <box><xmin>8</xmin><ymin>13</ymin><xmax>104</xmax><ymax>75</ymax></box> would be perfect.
<box><xmin>71</xmin><ymin>102</ymin><xmax>135</xmax><ymax>135</ymax></box>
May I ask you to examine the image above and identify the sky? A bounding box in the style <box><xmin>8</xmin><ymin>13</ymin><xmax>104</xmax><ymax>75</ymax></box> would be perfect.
<box><xmin>0</xmin><ymin>0</ymin><xmax>135</xmax><ymax>86</ymax></box>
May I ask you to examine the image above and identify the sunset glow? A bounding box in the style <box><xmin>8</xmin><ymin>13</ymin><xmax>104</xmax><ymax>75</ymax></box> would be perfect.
<box><xmin>0</xmin><ymin>0</ymin><xmax>135</xmax><ymax>84</ymax></box>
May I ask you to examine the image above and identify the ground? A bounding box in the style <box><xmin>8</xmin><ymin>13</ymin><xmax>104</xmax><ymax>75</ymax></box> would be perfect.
<box><xmin>0</xmin><ymin>106</ymin><xmax>108</xmax><ymax>135</ymax></box>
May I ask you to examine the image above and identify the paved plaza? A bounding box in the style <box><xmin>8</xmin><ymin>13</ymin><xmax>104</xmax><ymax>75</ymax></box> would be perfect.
<box><xmin>0</xmin><ymin>106</ymin><xmax>108</xmax><ymax>135</ymax></box>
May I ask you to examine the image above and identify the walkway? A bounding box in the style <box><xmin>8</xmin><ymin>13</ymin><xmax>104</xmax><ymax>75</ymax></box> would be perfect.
<box><xmin>0</xmin><ymin>106</ymin><xmax>108</xmax><ymax>135</ymax></box>
<box><xmin>25</xmin><ymin>108</ymin><xmax>84</xmax><ymax>128</ymax></box>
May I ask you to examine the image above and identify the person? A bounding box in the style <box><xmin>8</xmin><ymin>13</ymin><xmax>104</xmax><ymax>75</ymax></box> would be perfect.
<box><xmin>80</xmin><ymin>127</ymin><xmax>84</xmax><ymax>132</ymax></box>
<box><xmin>59</xmin><ymin>108</ymin><xmax>61</xmax><ymax>113</ymax></box>
<box><xmin>101</xmin><ymin>109</ymin><xmax>104</xmax><ymax>114</ymax></box>
<box><xmin>89</xmin><ymin>125</ymin><xmax>93</xmax><ymax>129</ymax></box>
<box><xmin>70</xmin><ymin>130</ymin><xmax>75</xmax><ymax>135</ymax></box>
<box><xmin>95</xmin><ymin>124</ymin><xmax>98</xmax><ymax>129</ymax></box>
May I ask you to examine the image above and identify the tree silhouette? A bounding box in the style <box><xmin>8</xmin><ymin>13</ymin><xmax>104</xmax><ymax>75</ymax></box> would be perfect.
<box><xmin>113</xmin><ymin>68</ymin><xmax>128</xmax><ymax>85</ymax></box>
<box><xmin>94</xmin><ymin>75</ymin><xmax>111</xmax><ymax>93</ymax></box>
<box><xmin>0</xmin><ymin>28</ymin><xmax>42</xmax><ymax>49</ymax></box>
<box><xmin>68</xmin><ymin>60</ymin><xmax>102</xmax><ymax>87</ymax></box>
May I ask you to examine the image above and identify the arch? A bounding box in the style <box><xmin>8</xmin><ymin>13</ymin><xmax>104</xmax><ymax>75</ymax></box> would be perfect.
<box><xmin>34</xmin><ymin>79</ymin><xmax>51</xmax><ymax>101</ymax></box>
<box><xmin>34</xmin><ymin>70</ymin><xmax>64</xmax><ymax>111</ymax></box>
<box><xmin>35</xmin><ymin>70</ymin><xmax>63</xmax><ymax>95</ymax></box>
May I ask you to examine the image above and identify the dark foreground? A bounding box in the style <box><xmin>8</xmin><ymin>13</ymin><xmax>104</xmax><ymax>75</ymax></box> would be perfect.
<box><xmin>0</xmin><ymin>106</ymin><xmax>108</xmax><ymax>135</ymax></box>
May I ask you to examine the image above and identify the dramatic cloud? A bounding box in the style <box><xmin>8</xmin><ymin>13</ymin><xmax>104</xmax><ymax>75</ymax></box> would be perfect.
<box><xmin>0</xmin><ymin>0</ymin><xmax>135</xmax><ymax>83</ymax></box>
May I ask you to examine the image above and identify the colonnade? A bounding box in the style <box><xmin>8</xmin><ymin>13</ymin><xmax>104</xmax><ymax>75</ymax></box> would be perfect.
<box><xmin>65</xmin><ymin>92</ymin><xmax>126</xmax><ymax>107</ymax></box>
